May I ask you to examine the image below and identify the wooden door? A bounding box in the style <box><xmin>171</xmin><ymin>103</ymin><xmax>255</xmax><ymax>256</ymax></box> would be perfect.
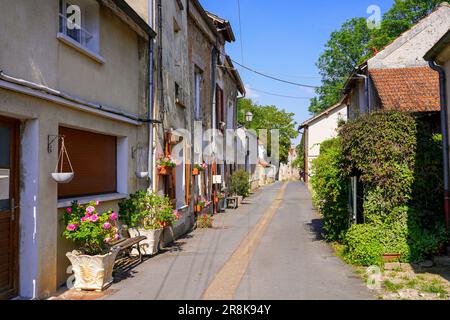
<box><xmin>0</xmin><ymin>116</ymin><xmax>19</xmax><ymax>300</ymax></box>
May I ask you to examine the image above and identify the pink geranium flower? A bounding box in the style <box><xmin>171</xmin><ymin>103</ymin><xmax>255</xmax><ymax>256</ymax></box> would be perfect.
<box><xmin>95</xmin><ymin>201</ymin><xmax>100</xmax><ymax>206</ymax></box>
<box><xmin>114</xmin><ymin>233</ymin><xmax>120</xmax><ymax>241</ymax></box>
<box><xmin>90</xmin><ymin>214</ymin><xmax>99</xmax><ymax>223</ymax></box>
<box><xmin>104</xmin><ymin>237</ymin><xmax>111</xmax><ymax>244</ymax></box>
<box><xmin>86</xmin><ymin>206</ymin><xmax>95</xmax><ymax>214</ymax></box>
<box><xmin>110</xmin><ymin>212</ymin><xmax>118</xmax><ymax>221</ymax></box>
<box><xmin>66</xmin><ymin>207</ymin><xmax>72</xmax><ymax>214</ymax></box>
<box><xmin>81</xmin><ymin>215</ymin><xmax>90</xmax><ymax>223</ymax></box>
<box><xmin>66</xmin><ymin>224</ymin><xmax>77</xmax><ymax>231</ymax></box>
<box><xmin>102</xmin><ymin>222</ymin><xmax>111</xmax><ymax>230</ymax></box>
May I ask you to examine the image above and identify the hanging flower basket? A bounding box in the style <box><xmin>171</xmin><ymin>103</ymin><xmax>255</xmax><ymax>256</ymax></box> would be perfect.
<box><xmin>193</xmin><ymin>163</ymin><xmax>207</xmax><ymax>176</ymax></box>
<box><xmin>135</xmin><ymin>171</ymin><xmax>149</xmax><ymax>179</ymax></box>
<box><xmin>158</xmin><ymin>165</ymin><xmax>172</xmax><ymax>176</ymax></box>
<box><xmin>51</xmin><ymin>136</ymin><xmax>74</xmax><ymax>183</ymax></box>
<box><xmin>157</xmin><ymin>155</ymin><xmax>177</xmax><ymax>176</ymax></box>
<box><xmin>52</xmin><ymin>172</ymin><xmax>74</xmax><ymax>184</ymax></box>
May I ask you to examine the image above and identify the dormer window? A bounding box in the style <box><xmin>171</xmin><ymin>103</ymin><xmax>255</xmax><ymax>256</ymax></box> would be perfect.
<box><xmin>58</xmin><ymin>0</ymin><xmax>100</xmax><ymax>54</ymax></box>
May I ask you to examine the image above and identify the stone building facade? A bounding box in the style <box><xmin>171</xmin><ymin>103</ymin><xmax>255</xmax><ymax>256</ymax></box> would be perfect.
<box><xmin>0</xmin><ymin>0</ymin><xmax>154</xmax><ymax>299</ymax></box>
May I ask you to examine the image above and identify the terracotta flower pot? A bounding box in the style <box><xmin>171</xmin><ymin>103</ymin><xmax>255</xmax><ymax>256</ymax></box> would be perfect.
<box><xmin>383</xmin><ymin>253</ymin><xmax>401</xmax><ymax>262</ymax></box>
<box><xmin>193</xmin><ymin>168</ymin><xmax>200</xmax><ymax>175</ymax></box>
<box><xmin>158</xmin><ymin>165</ymin><xmax>172</xmax><ymax>175</ymax></box>
<box><xmin>195</xmin><ymin>205</ymin><xmax>203</xmax><ymax>213</ymax></box>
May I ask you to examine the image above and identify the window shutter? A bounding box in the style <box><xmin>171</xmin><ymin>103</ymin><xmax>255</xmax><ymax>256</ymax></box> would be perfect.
<box><xmin>58</xmin><ymin>127</ymin><xmax>117</xmax><ymax>198</ymax></box>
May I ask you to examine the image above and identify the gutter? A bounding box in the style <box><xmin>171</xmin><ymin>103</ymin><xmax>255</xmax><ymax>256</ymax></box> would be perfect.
<box><xmin>148</xmin><ymin>0</ymin><xmax>155</xmax><ymax>191</ymax></box>
<box><xmin>0</xmin><ymin>70</ymin><xmax>162</xmax><ymax>125</ymax></box>
<box><xmin>354</xmin><ymin>73</ymin><xmax>370</xmax><ymax>114</ymax></box>
<box><xmin>428</xmin><ymin>60</ymin><xmax>450</xmax><ymax>231</ymax></box>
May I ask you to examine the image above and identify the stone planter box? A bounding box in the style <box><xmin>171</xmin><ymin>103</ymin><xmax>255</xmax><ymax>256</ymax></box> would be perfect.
<box><xmin>129</xmin><ymin>228</ymin><xmax>163</xmax><ymax>256</ymax></box>
<box><xmin>66</xmin><ymin>248</ymin><xmax>120</xmax><ymax>292</ymax></box>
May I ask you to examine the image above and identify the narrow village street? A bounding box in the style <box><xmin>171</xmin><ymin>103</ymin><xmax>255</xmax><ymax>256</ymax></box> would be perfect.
<box><xmin>4</xmin><ymin>0</ymin><xmax>450</xmax><ymax>307</ymax></box>
<box><xmin>100</xmin><ymin>182</ymin><xmax>372</xmax><ymax>300</ymax></box>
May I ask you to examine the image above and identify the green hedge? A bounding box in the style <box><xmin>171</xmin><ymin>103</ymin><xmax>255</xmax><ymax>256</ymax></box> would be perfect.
<box><xmin>310</xmin><ymin>138</ymin><xmax>349</xmax><ymax>242</ymax></box>
<box><xmin>311</xmin><ymin>112</ymin><xmax>448</xmax><ymax>265</ymax></box>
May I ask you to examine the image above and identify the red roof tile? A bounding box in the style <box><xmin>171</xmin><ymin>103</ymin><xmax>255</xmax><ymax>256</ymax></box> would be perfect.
<box><xmin>369</xmin><ymin>67</ymin><xmax>440</xmax><ymax>112</ymax></box>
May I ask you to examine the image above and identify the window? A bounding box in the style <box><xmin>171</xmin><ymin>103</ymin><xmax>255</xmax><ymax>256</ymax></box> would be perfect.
<box><xmin>227</xmin><ymin>100</ymin><xmax>234</xmax><ymax>129</ymax></box>
<box><xmin>59</xmin><ymin>0</ymin><xmax>100</xmax><ymax>53</ymax></box>
<box><xmin>194</xmin><ymin>69</ymin><xmax>202</xmax><ymax>120</ymax></box>
<box><xmin>215</xmin><ymin>86</ymin><xmax>224</xmax><ymax>131</ymax></box>
<box><xmin>58</xmin><ymin>127</ymin><xmax>117</xmax><ymax>199</ymax></box>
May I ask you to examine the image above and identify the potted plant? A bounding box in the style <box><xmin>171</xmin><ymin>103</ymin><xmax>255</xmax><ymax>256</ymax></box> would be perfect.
<box><xmin>196</xmin><ymin>213</ymin><xmax>213</xmax><ymax>229</ymax></box>
<box><xmin>119</xmin><ymin>190</ymin><xmax>179</xmax><ymax>256</ymax></box>
<box><xmin>230</xmin><ymin>169</ymin><xmax>250</xmax><ymax>204</ymax></box>
<box><xmin>215</xmin><ymin>192</ymin><xmax>226</xmax><ymax>213</ymax></box>
<box><xmin>156</xmin><ymin>155</ymin><xmax>177</xmax><ymax>175</ymax></box>
<box><xmin>194</xmin><ymin>199</ymin><xmax>205</xmax><ymax>213</ymax></box>
<box><xmin>192</xmin><ymin>162</ymin><xmax>207</xmax><ymax>175</ymax></box>
<box><xmin>63</xmin><ymin>201</ymin><xmax>120</xmax><ymax>292</ymax></box>
<box><xmin>382</xmin><ymin>253</ymin><xmax>402</xmax><ymax>262</ymax></box>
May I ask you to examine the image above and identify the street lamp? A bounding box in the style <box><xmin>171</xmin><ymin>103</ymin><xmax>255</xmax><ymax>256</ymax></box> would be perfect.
<box><xmin>245</xmin><ymin>111</ymin><xmax>253</xmax><ymax>123</ymax></box>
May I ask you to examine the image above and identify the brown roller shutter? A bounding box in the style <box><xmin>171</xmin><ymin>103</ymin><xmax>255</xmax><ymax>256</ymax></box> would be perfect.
<box><xmin>58</xmin><ymin>127</ymin><xmax>117</xmax><ymax>198</ymax></box>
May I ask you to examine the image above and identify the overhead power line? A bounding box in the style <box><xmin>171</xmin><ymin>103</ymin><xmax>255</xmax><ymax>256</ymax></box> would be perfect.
<box><xmin>250</xmin><ymin>87</ymin><xmax>313</xmax><ymax>100</ymax></box>
<box><xmin>237</xmin><ymin>0</ymin><xmax>244</xmax><ymax>64</ymax></box>
<box><xmin>227</xmin><ymin>56</ymin><xmax>320</xmax><ymax>89</ymax></box>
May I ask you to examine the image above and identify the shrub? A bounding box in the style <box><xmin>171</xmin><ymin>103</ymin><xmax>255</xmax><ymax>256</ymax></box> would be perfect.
<box><xmin>63</xmin><ymin>201</ymin><xmax>120</xmax><ymax>255</ymax></box>
<box><xmin>230</xmin><ymin>169</ymin><xmax>250</xmax><ymax>198</ymax></box>
<box><xmin>338</xmin><ymin>112</ymin><xmax>448</xmax><ymax>264</ymax></box>
<box><xmin>407</xmin><ymin>211</ymin><xmax>448</xmax><ymax>262</ymax></box>
<box><xmin>340</xmin><ymin>111</ymin><xmax>417</xmax><ymax>209</ymax></box>
<box><xmin>343</xmin><ymin>220</ymin><xmax>409</xmax><ymax>266</ymax></box>
<box><xmin>119</xmin><ymin>190</ymin><xmax>179</xmax><ymax>230</ymax></box>
<box><xmin>310</xmin><ymin>138</ymin><xmax>349</xmax><ymax>242</ymax></box>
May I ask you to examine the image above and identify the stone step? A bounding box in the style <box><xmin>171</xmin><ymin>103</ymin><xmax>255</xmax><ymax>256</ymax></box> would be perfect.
<box><xmin>433</xmin><ymin>255</ymin><xmax>450</xmax><ymax>267</ymax></box>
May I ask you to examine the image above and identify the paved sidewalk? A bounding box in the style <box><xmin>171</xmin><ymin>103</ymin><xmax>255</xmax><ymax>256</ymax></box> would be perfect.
<box><xmin>103</xmin><ymin>183</ymin><xmax>283</xmax><ymax>300</ymax></box>
<box><xmin>54</xmin><ymin>181</ymin><xmax>375</xmax><ymax>300</ymax></box>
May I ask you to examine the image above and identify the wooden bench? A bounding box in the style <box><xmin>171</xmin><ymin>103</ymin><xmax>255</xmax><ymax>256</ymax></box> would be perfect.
<box><xmin>226</xmin><ymin>196</ymin><xmax>239</xmax><ymax>209</ymax></box>
<box><xmin>111</xmin><ymin>235</ymin><xmax>147</xmax><ymax>263</ymax></box>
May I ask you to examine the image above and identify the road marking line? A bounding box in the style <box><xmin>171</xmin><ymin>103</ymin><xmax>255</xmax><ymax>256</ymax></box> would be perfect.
<box><xmin>202</xmin><ymin>182</ymin><xmax>288</xmax><ymax>300</ymax></box>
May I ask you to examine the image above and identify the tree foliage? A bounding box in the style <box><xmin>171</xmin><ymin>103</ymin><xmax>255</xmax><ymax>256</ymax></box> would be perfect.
<box><xmin>310</xmin><ymin>0</ymin><xmax>444</xmax><ymax>115</ymax></box>
<box><xmin>310</xmin><ymin>18</ymin><xmax>373</xmax><ymax>115</ymax></box>
<box><xmin>238</xmin><ymin>98</ymin><xmax>298</xmax><ymax>164</ymax></box>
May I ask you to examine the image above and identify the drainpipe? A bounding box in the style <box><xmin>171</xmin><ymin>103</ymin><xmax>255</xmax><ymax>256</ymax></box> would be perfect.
<box><xmin>147</xmin><ymin>0</ymin><xmax>155</xmax><ymax>191</ymax></box>
<box><xmin>211</xmin><ymin>47</ymin><xmax>218</xmax><ymax>208</ymax></box>
<box><xmin>355</xmin><ymin>73</ymin><xmax>370</xmax><ymax>114</ymax></box>
<box><xmin>428</xmin><ymin>60</ymin><xmax>450</xmax><ymax>232</ymax></box>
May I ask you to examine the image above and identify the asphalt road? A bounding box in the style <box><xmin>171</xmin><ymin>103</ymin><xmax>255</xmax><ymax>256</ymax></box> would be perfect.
<box><xmin>104</xmin><ymin>182</ymin><xmax>373</xmax><ymax>300</ymax></box>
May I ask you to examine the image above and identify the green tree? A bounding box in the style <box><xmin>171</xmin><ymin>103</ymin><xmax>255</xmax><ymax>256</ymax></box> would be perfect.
<box><xmin>238</xmin><ymin>98</ymin><xmax>298</xmax><ymax>164</ymax></box>
<box><xmin>309</xmin><ymin>18</ymin><xmax>373</xmax><ymax>115</ymax></box>
<box><xmin>310</xmin><ymin>0</ymin><xmax>444</xmax><ymax>115</ymax></box>
<box><xmin>369</xmin><ymin>0</ymin><xmax>444</xmax><ymax>50</ymax></box>
<box><xmin>292</xmin><ymin>136</ymin><xmax>305</xmax><ymax>173</ymax></box>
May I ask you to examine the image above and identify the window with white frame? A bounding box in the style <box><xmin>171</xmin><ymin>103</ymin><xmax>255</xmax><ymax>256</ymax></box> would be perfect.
<box><xmin>59</xmin><ymin>0</ymin><xmax>100</xmax><ymax>54</ymax></box>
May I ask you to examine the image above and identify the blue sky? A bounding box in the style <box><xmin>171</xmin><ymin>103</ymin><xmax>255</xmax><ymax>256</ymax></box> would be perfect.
<box><xmin>200</xmin><ymin>0</ymin><xmax>394</xmax><ymax>143</ymax></box>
